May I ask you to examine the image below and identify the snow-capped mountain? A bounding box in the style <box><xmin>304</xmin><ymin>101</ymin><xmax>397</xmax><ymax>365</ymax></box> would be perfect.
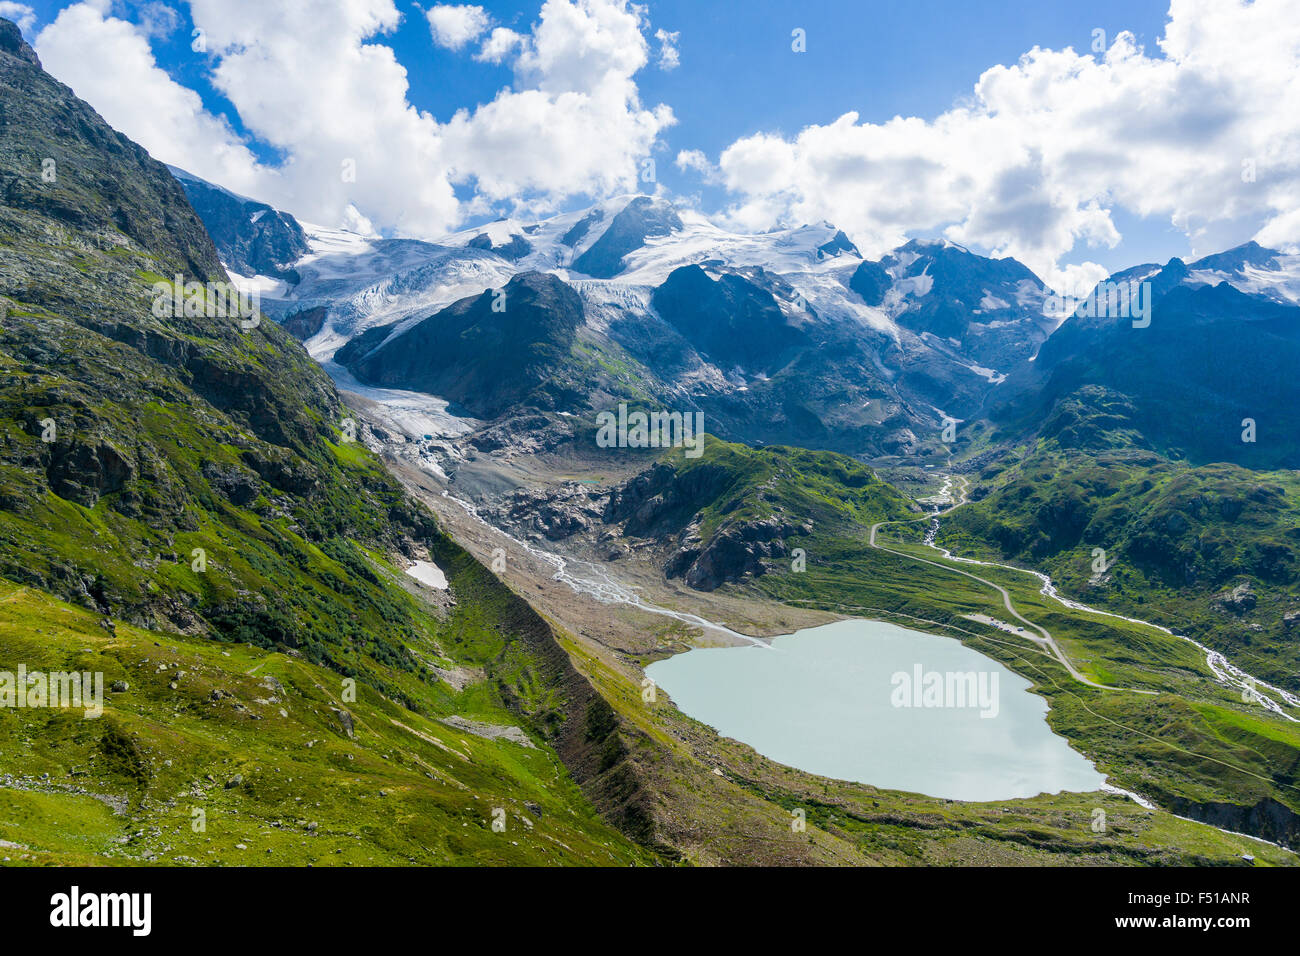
<box><xmin>175</xmin><ymin>170</ymin><xmax>1300</xmax><ymax>461</ymax></box>
<box><xmin>996</xmin><ymin>240</ymin><xmax>1300</xmax><ymax>468</ymax></box>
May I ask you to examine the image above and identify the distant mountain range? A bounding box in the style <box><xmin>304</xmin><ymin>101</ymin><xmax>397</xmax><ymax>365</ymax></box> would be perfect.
<box><xmin>174</xmin><ymin>171</ymin><xmax>1300</xmax><ymax>468</ymax></box>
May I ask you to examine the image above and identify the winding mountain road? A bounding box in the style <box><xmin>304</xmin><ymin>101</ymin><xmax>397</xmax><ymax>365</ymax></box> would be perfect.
<box><xmin>869</xmin><ymin>475</ymin><xmax>1153</xmax><ymax>694</ymax></box>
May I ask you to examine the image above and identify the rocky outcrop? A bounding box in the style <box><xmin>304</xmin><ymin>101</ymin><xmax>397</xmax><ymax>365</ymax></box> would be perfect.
<box><xmin>604</xmin><ymin>462</ymin><xmax>732</xmax><ymax>537</ymax></box>
<box><xmin>467</xmin><ymin>230</ymin><xmax>532</xmax><ymax>262</ymax></box>
<box><xmin>173</xmin><ymin>169</ymin><xmax>309</xmax><ymax>279</ymax></box>
<box><xmin>1215</xmin><ymin>582</ymin><xmax>1258</xmax><ymax>615</ymax></box>
<box><xmin>604</xmin><ymin>461</ymin><xmax>812</xmax><ymax>591</ymax></box>
<box><xmin>664</xmin><ymin>516</ymin><xmax>796</xmax><ymax>591</ymax></box>
<box><xmin>202</xmin><ymin>462</ymin><xmax>261</xmax><ymax>506</ymax></box>
<box><xmin>44</xmin><ymin>440</ymin><xmax>133</xmax><ymax>507</ymax></box>
<box><xmin>650</xmin><ymin>264</ymin><xmax>807</xmax><ymax>376</ymax></box>
<box><xmin>1166</xmin><ymin>794</ymin><xmax>1299</xmax><ymax>850</ymax></box>
<box><xmin>338</xmin><ymin>272</ymin><xmax>585</xmax><ymax>419</ymax></box>
<box><xmin>282</xmin><ymin>305</ymin><xmax>328</xmax><ymax>341</ymax></box>
<box><xmin>495</xmin><ymin>485</ymin><xmax>602</xmax><ymax>541</ymax></box>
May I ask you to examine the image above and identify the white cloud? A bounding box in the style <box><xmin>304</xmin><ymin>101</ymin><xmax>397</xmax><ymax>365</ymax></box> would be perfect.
<box><xmin>444</xmin><ymin>0</ymin><xmax>674</xmax><ymax>212</ymax></box>
<box><xmin>426</xmin><ymin>4</ymin><xmax>489</xmax><ymax>52</ymax></box>
<box><xmin>675</xmin><ymin>148</ymin><xmax>718</xmax><ymax>183</ymax></box>
<box><xmin>0</xmin><ymin>2</ymin><xmax>36</xmax><ymax>33</ymax></box>
<box><xmin>514</xmin><ymin>0</ymin><xmax>651</xmax><ymax>95</ymax></box>
<box><xmin>34</xmin><ymin>0</ymin><xmax>673</xmax><ymax>238</ymax></box>
<box><xmin>34</xmin><ymin>4</ymin><xmax>268</xmax><ymax>197</ymax></box>
<box><xmin>708</xmin><ymin>0</ymin><xmax>1300</xmax><ymax>289</ymax></box>
<box><xmin>654</xmin><ymin>28</ymin><xmax>679</xmax><ymax>70</ymax></box>
<box><xmin>475</xmin><ymin>26</ymin><xmax>523</xmax><ymax>63</ymax></box>
<box><xmin>136</xmin><ymin>2</ymin><xmax>180</xmax><ymax>40</ymax></box>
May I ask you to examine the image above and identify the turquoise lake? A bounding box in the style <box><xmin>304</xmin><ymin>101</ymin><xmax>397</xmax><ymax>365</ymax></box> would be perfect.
<box><xmin>646</xmin><ymin>618</ymin><xmax>1106</xmax><ymax>801</ymax></box>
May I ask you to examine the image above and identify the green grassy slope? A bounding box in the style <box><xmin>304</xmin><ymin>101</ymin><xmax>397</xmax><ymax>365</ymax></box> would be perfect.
<box><xmin>938</xmin><ymin>449</ymin><xmax>1300</xmax><ymax>691</ymax></box>
<box><xmin>0</xmin><ymin>580</ymin><xmax>649</xmax><ymax>865</ymax></box>
<box><xmin>629</xmin><ymin>436</ymin><xmax>1300</xmax><ymax>849</ymax></box>
<box><xmin>935</xmin><ymin>390</ymin><xmax>1300</xmax><ymax>692</ymax></box>
<box><xmin>0</xmin><ymin>20</ymin><xmax>654</xmax><ymax>865</ymax></box>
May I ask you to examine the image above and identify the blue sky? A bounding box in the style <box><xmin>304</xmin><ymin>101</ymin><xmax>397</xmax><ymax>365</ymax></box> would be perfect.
<box><xmin>13</xmin><ymin>0</ymin><xmax>1299</xmax><ymax>290</ymax></box>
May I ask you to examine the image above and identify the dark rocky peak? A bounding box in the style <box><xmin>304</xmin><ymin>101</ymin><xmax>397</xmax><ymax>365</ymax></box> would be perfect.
<box><xmin>570</xmin><ymin>195</ymin><xmax>683</xmax><ymax>278</ymax></box>
<box><xmin>172</xmin><ymin>167</ymin><xmax>309</xmax><ymax>279</ymax></box>
<box><xmin>0</xmin><ymin>17</ymin><xmax>37</xmax><ymax>66</ymax></box>
<box><xmin>650</xmin><ymin>264</ymin><xmax>807</xmax><ymax>375</ymax></box>
<box><xmin>1188</xmin><ymin>240</ymin><xmax>1281</xmax><ymax>275</ymax></box>
<box><xmin>337</xmin><ymin>271</ymin><xmax>585</xmax><ymax>419</ymax></box>
<box><xmin>887</xmin><ymin>238</ymin><xmax>1042</xmax><ymax>291</ymax></box>
<box><xmin>817</xmin><ymin>229</ymin><xmax>861</xmax><ymax>260</ymax></box>
<box><xmin>848</xmin><ymin>259</ymin><xmax>892</xmax><ymax>306</ymax></box>
<box><xmin>466</xmin><ymin>230</ymin><xmax>532</xmax><ymax>261</ymax></box>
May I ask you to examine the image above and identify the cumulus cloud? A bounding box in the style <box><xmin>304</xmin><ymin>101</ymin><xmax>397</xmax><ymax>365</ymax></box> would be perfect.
<box><xmin>675</xmin><ymin>148</ymin><xmax>718</xmax><ymax>182</ymax></box>
<box><xmin>135</xmin><ymin>2</ymin><xmax>180</xmax><ymax>39</ymax></box>
<box><xmin>426</xmin><ymin>4</ymin><xmax>489</xmax><ymax>51</ymax></box>
<box><xmin>444</xmin><ymin>0</ymin><xmax>672</xmax><ymax>209</ymax></box>
<box><xmin>0</xmin><ymin>2</ymin><xmax>36</xmax><ymax>32</ymax></box>
<box><xmin>35</xmin><ymin>3</ymin><xmax>269</xmax><ymax>197</ymax></box>
<box><xmin>699</xmin><ymin>0</ymin><xmax>1300</xmax><ymax>291</ymax></box>
<box><xmin>654</xmin><ymin>28</ymin><xmax>679</xmax><ymax>70</ymax></box>
<box><xmin>475</xmin><ymin>26</ymin><xmax>523</xmax><ymax>63</ymax></box>
<box><xmin>34</xmin><ymin>0</ymin><xmax>673</xmax><ymax>238</ymax></box>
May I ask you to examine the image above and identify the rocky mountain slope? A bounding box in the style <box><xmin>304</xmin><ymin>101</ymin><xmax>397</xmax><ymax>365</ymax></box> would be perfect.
<box><xmin>170</xmin><ymin>166</ymin><xmax>310</xmax><ymax>280</ymax></box>
<box><xmin>0</xmin><ymin>18</ymin><xmax>658</xmax><ymax>864</ymax></box>
<box><xmin>994</xmin><ymin>244</ymin><xmax>1300</xmax><ymax>469</ymax></box>
<box><xmin>338</xmin><ymin>271</ymin><xmax>589</xmax><ymax>419</ymax></box>
<box><xmin>183</xmin><ymin>174</ymin><xmax>1062</xmax><ymax>457</ymax></box>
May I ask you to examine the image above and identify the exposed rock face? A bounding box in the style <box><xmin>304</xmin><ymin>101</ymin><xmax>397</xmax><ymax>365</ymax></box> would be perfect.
<box><xmin>44</xmin><ymin>440</ymin><xmax>133</xmax><ymax>507</ymax></box>
<box><xmin>571</xmin><ymin>195</ymin><xmax>682</xmax><ymax>278</ymax></box>
<box><xmin>496</xmin><ymin>485</ymin><xmax>601</xmax><ymax>541</ymax></box>
<box><xmin>1216</xmin><ymin>582</ymin><xmax>1258</xmax><ymax>615</ymax></box>
<box><xmin>202</xmin><ymin>462</ymin><xmax>261</xmax><ymax>506</ymax></box>
<box><xmin>849</xmin><ymin>260</ymin><xmax>891</xmax><ymax>306</ymax></box>
<box><xmin>467</xmin><ymin>230</ymin><xmax>532</xmax><ymax>261</ymax></box>
<box><xmin>337</xmin><ymin>271</ymin><xmax>585</xmax><ymax>419</ymax></box>
<box><xmin>282</xmin><ymin>305</ymin><xmax>328</xmax><ymax>341</ymax></box>
<box><xmin>560</xmin><ymin>206</ymin><xmax>603</xmax><ymax>248</ymax></box>
<box><xmin>1166</xmin><ymin>794</ymin><xmax>1300</xmax><ymax>851</ymax></box>
<box><xmin>664</xmin><ymin>516</ymin><xmax>794</xmax><ymax>591</ymax></box>
<box><xmin>173</xmin><ymin>169</ymin><xmax>309</xmax><ymax>279</ymax></box>
<box><xmin>650</xmin><ymin>264</ymin><xmax>807</xmax><ymax>375</ymax></box>
<box><xmin>602</xmin><ymin>461</ymin><xmax>810</xmax><ymax>591</ymax></box>
<box><xmin>604</xmin><ymin>462</ymin><xmax>731</xmax><ymax>537</ymax></box>
<box><xmin>816</xmin><ymin>229</ymin><xmax>860</xmax><ymax>260</ymax></box>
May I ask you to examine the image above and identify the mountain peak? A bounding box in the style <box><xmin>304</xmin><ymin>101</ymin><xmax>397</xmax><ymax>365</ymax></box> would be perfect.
<box><xmin>1188</xmin><ymin>240</ymin><xmax>1281</xmax><ymax>274</ymax></box>
<box><xmin>568</xmin><ymin>193</ymin><xmax>683</xmax><ymax>278</ymax></box>
<box><xmin>0</xmin><ymin>17</ymin><xmax>38</xmax><ymax>67</ymax></box>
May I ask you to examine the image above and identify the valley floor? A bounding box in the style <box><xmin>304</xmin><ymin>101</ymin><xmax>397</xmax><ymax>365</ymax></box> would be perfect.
<box><xmin>366</xmin><ymin>419</ymin><xmax>1299</xmax><ymax>866</ymax></box>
